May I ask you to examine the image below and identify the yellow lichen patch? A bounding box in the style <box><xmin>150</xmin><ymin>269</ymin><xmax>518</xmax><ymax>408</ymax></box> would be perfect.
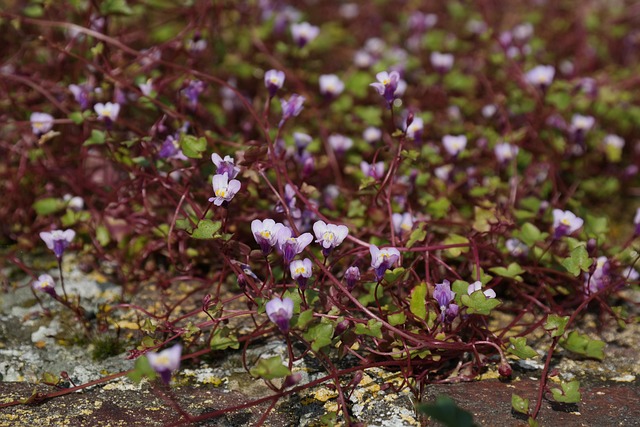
<box><xmin>477</xmin><ymin>370</ymin><xmax>501</xmax><ymax>380</ymax></box>
<box><xmin>324</xmin><ymin>401</ymin><xmax>339</xmax><ymax>412</ymax></box>
<box><xmin>313</xmin><ymin>387</ymin><xmax>338</xmax><ymax>402</ymax></box>
<box><xmin>88</xmin><ymin>271</ymin><xmax>108</xmax><ymax>284</ymax></box>
<box><xmin>34</xmin><ymin>341</ymin><xmax>47</xmax><ymax>348</ymax></box>
<box><xmin>401</xmin><ymin>413</ymin><xmax>420</xmax><ymax>426</ymax></box>
<box><xmin>202</xmin><ymin>376</ymin><xmax>226</xmax><ymax>387</ymax></box>
<box><xmin>114</xmin><ymin>320</ymin><xmax>140</xmax><ymax>330</ymax></box>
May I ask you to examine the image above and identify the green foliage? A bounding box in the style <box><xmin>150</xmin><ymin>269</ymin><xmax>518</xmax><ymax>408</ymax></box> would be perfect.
<box><xmin>179</xmin><ymin>134</ymin><xmax>207</xmax><ymax>159</ymax></box>
<box><xmin>33</xmin><ymin>198</ymin><xmax>65</xmax><ymax>215</ymax></box>
<box><xmin>560</xmin><ymin>331</ymin><xmax>605</xmax><ymax>360</ymax></box>
<box><xmin>83</xmin><ymin>129</ymin><xmax>106</xmax><ymax>146</ymax></box>
<box><xmin>443</xmin><ymin>234</ymin><xmax>469</xmax><ymax>257</ymax></box>
<box><xmin>409</xmin><ymin>282</ymin><xmax>427</xmax><ymax>320</ymax></box>
<box><xmin>406</xmin><ymin>223</ymin><xmax>427</xmax><ymax>248</ymax></box>
<box><xmin>544</xmin><ymin>314</ymin><xmax>569</xmax><ymax>338</ymax></box>
<box><xmin>384</xmin><ymin>267</ymin><xmax>406</xmax><ymax>284</ymax></box>
<box><xmin>515</xmin><ymin>223</ymin><xmax>548</xmax><ymax>247</ymax></box>
<box><xmin>561</xmin><ymin>245</ymin><xmax>591</xmax><ymax>276</ymax></box>
<box><xmin>417</xmin><ymin>395</ymin><xmax>476</xmax><ymax>427</ymax></box>
<box><xmin>249</xmin><ymin>356</ymin><xmax>291</xmax><ymax>380</ymax></box>
<box><xmin>190</xmin><ymin>219</ymin><xmax>223</xmax><ymax>239</ymax></box>
<box><xmin>210</xmin><ymin>327</ymin><xmax>239</xmax><ymax>351</ymax></box>
<box><xmin>460</xmin><ymin>291</ymin><xmax>501</xmax><ymax>315</ymax></box>
<box><xmin>100</xmin><ymin>0</ymin><xmax>134</xmax><ymax>15</ymax></box>
<box><xmin>127</xmin><ymin>356</ymin><xmax>157</xmax><ymax>383</ymax></box>
<box><xmin>489</xmin><ymin>263</ymin><xmax>525</xmax><ymax>282</ymax></box>
<box><xmin>550</xmin><ymin>380</ymin><xmax>581</xmax><ymax>403</ymax></box>
<box><xmin>511</xmin><ymin>393</ymin><xmax>530</xmax><ymax>415</ymax></box>
<box><xmin>354</xmin><ymin>319</ymin><xmax>383</xmax><ymax>339</ymax></box>
<box><xmin>507</xmin><ymin>337</ymin><xmax>538</xmax><ymax>359</ymax></box>
<box><xmin>303</xmin><ymin>322</ymin><xmax>334</xmax><ymax>352</ymax></box>
<box><xmin>388</xmin><ymin>312</ymin><xmax>406</xmax><ymax>326</ymax></box>
<box><xmin>294</xmin><ymin>309</ymin><xmax>314</xmax><ymax>330</ymax></box>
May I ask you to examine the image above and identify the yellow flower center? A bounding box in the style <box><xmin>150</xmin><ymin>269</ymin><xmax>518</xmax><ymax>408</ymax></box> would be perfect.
<box><xmin>39</xmin><ymin>280</ymin><xmax>50</xmax><ymax>289</ymax></box>
<box><xmin>155</xmin><ymin>355</ymin><xmax>170</xmax><ymax>367</ymax></box>
<box><xmin>215</xmin><ymin>188</ymin><xmax>227</xmax><ymax>198</ymax></box>
<box><xmin>34</xmin><ymin>122</ymin><xmax>44</xmax><ymax>129</ymax></box>
<box><xmin>295</xmin><ymin>267</ymin><xmax>306</xmax><ymax>275</ymax></box>
<box><xmin>382</xmin><ymin>78</ymin><xmax>390</xmax><ymax>85</ymax></box>
<box><xmin>323</xmin><ymin>231</ymin><xmax>335</xmax><ymax>241</ymax></box>
<box><xmin>561</xmin><ymin>218</ymin><xmax>571</xmax><ymax>226</ymax></box>
<box><xmin>401</xmin><ymin>223</ymin><xmax>411</xmax><ymax>231</ymax></box>
<box><xmin>260</xmin><ymin>230</ymin><xmax>271</xmax><ymax>239</ymax></box>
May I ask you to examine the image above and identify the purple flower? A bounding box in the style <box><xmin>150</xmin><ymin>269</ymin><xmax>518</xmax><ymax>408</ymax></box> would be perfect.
<box><xmin>290</xmin><ymin>22</ymin><xmax>320</xmax><ymax>48</ymax></box>
<box><xmin>290</xmin><ymin>258</ymin><xmax>313</xmax><ymax>289</ymax></box>
<box><xmin>392</xmin><ymin>213</ymin><xmax>414</xmax><ymax>236</ymax></box>
<box><xmin>524</xmin><ymin>65</ymin><xmax>555</xmax><ymax>89</ymax></box>
<box><xmin>494</xmin><ymin>142</ymin><xmax>519</xmax><ymax>164</ymax></box>
<box><xmin>69</xmin><ymin>83</ymin><xmax>92</xmax><ymax>110</ymax></box>
<box><xmin>552</xmin><ymin>209</ymin><xmax>584</xmax><ymax>239</ymax></box>
<box><xmin>406</xmin><ymin>117</ymin><xmax>424</xmax><ymax>141</ymax></box>
<box><xmin>467</xmin><ymin>281</ymin><xmax>496</xmax><ymax>299</ymax></box>
<box><xmin>370</xmin><ymin>71</ymin><xmax>400</xmax><ymax>107</ymax></box>
<box><xmin>208</xmin><ymin>173</ymin><xmax>241</xmax><ymax>206</ymax></box>
<box><xmin>276</xmin><ymin>227</ymin><xmax>313</xmax><ymax>265</ymax></box>
<box><xmin>158</xmin><ymin>135</ymin><xmax>187</xmax><ymax>160</ymax></box>
<box><xmin>360</xmin><ymin>161</ymin><xmax>385</xmax><ymax>180</ymax></box>
<box><xmin>363</xmin><ymin>127</ymin><xmax>382</xmax><ymax>143</ymax></box>
<box><xmin>583</xmin><ymin>256</ymin><xmax>610</xmax><ymax>295</ymax></box>
<box><xmin>370</xmin><ymin>245</ymin><xmax>401</xmax><ymax>281</ymax></box>
<box><xmin>434</xmin><ymin>280</ymin><xmax>458</xmax><ymax>322</ymax></box>
<box><xmin>328</xmin><ymin>134</ymin><xmax>353</xmax><ymax>154</ymax></box>
<box><xmin>265</xmin><ymin>297</ymin><xmax>294</xmax><ymax>333</ymax></box>
<box><xmin>313</xmin><ymin>221</ymin><xmax>349</xmax><ymax>256</ymax></box>
<box><xmin>570</xmin><ymin>114</ymin><xmax>595</xmax><ymax>133</ymax></box>
<box><xmin>264</xmin><ymin>69</ymin><xmax>285</xmax><ymax>98</ymax></box>
<box><xmin>634</xmin><ymin>207</ymin><xmax>640</xmax><ymax>236</ymax></box>
<box><xmin>430</xmin><ymin>52</ymin><xmax>454</xmax><ymax>73</ymax></box>
<box><xmin>251</xmin><ymin>219</ymin><xmax>285</xmax><ymax>255</ymax></box>
<box><xmin>211</xmin><ymin>153</ymin><xmax>240</xmax><ymax>179</ymax></box>
<box><xmin>147</xmin><ymin>344</ymin><xmax>182</xmax><ymax>385</ymax></box>
<box><xmin>30</xmin><ymin>112</ymin><xmax>54</xmax><ymax>135</ymax></box>
<box><xmin>442</xmin><ymin>135</ymin><xmax>467</xmax><ymax>156</ymax></box>
<box><xmin>181</xmin><ymin>80</ymin><xmax>206</xmax><ymax>109</ymax></box>
<box><xmin>506</xmin><ymin>238</ymin><xmax>528</xmax><ymax>258</ymax></box>
<box><xmin>344</xmin><ymin>266</ymin><xmax>360</xmax><ymax>291</ymax></box>
<box><xmin>279</xmin><ymin>94</ymin><xmax>305</xmax><ymax>128</ymax></box>
<box><xmin>319</xmin><ymin>74</ymin><xmax>345</xmax><ymax>98</ymax></box>
<box><xmin>40</xmin><ymin>229</ymin><xmax>75</xmax><ymax>260</ymax></box>
<box><xmin>32</xmin><ymin>274</ymin><xmax>57</xmax><ymax>296</ymax></box>
<box><xmin>94</xmin><ymin>102</ymin><xmax>120</xmax><ymax>124</ymax></box>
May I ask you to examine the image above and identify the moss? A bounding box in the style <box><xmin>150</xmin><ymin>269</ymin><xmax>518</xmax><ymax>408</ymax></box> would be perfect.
<box><xmin>91</xmin><ymin>335</ymin><xmax>125</xmax><ymax>361</ymax></box>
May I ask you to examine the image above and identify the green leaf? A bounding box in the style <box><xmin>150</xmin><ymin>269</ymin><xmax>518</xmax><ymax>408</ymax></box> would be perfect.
<box><xmin>489</xmin><ymin>263</ymin><xmax>525</xmax><ymax>282</ymax></box>
<box><xmin>191</xmin><ymin>219</ymin><xmax>222</xmax><ymax>239</ymax></box>
<box><xmin>249</xmin><ymin>356</ymin><xmax>291</xmax><ymax>380</ymax></box>
<box><xmin>127</xmin><ymin>356</ymin><xmax>157</xmax><ymax>383</ymax></box>
<box><xmin>406</xmin><ymin>224</ymin><xmax>427</xmax><ymax>248</ymax></box>
<box><xmin>303</xmin><ymin>323</ymin><xmax>334</xmax><ymax>352</ymax></box>
<box><xmin>507</xmin><ymin>337</ymin><xmax>538</xmax><ymax>360</ymax></box>
<box><xmin>96</xmin><ymin>225</ymin><xmax>110</xmax><ymax>246</ymax></box>
<box><xmin>560</xmin><ymin>331</ymin><xmax>605</xmax><ymax>360</ymax></box>
<box><xmin>294</xmin><ymin>309</ymin><xmax>314</xmax><ymax>330</ymax></box>
<box><xmin>388</xmin><ymin>312</ymin><xmax>406</xmax><ymax>326</ymax></box>
<box><xmin>69</xmin><ymin>111</ymin><xmax>84</xmax><ymax>124</ymax></box>
<box><xmin>384</xmin><ymin>267</ymin><xmax>406</xmax><ymax>283</ymax></box>
<box><xmin>100</xmin><ymin>0</ymin><xmax>133</xmax><ymax>15</ymax></box>
<box><xmin>179</xmin><ymin>134</ymin><xmax>207</xmax><ymax>159</ymax></box>
<box><xmin>561</xmin><ymin>245</ymin><xmax>590</xmax><ymax>276</ymax></box>
<box><xmin>409</xmin><ymin>282</ymin><xmax>427</xmax><ymax>320</ymax></box>
<box><xmin>427</xmin><ymin>197</ymin><xmax>451</xmax><ymax>219</ymax></box>
<box><xmin>442</xmin><ymin>234</ymin><xmax>469</xmax><ymax>257</ymax></box>
<box><xmin>460</xmin><ymin>292</ymin><xmax>501</xmax><ymax>315</ymax></box>
<box><xmin>33</xmin><ymin>198</ymin><xmax>65</xmax><ymax>215</ymax></box>
<box><xmin>83</xmin><ymin>129</ymin><xmax>106</xmax><ymax>146</ymax></box>
<box><xmin>511</xmin><ymin>393</ymin><xmax>530</xmax><ymax>415</ymax></box>
<box><xmin>516</xmin><ymin>222</ymin><xmax>548</xmax><ymax>247</ymax></box>
<box><xmin>354</xmin><ymin>319</ymin><xmax>383</xmax><ymax>339</ymax></box>
<box><xmin>210</xmin><ymin>327</ymin><xmax>239</xmax><ymax>351</ymax></box>
<box><xmin>551</xmin><ymin>380</ymin><xmax>581</xmax><ymax>403</ymax></box>
<box><xmin>416</xmin><ymin>395</ymin><xmax>476</xmax><ymax>427</ymax></box>
<box><xmin>544</xmin><ymin>314</ymin><xmax>569</xmax><ymax>338</ymax></box>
